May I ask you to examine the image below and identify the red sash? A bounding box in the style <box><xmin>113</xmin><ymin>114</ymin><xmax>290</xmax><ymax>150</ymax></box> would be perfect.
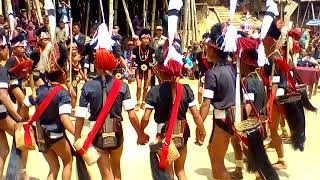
<box><xmin>201</xmin><ymin>51</ymin><xmax>210</xmax><ymax>70</ymax></box>
<box><xmin>77</xmin><ymin>79</ymin><xmax>122</xmax><ymax>156</ymax></box>
<box><xmin>24</xmin><ymin>85</ymin><xmax>64</xmax><ymax>146</ymax></box>
<box><xmin>159</xmin><ymin>83</ymin><xmax>183</xmax><ymax>169</ymax></box>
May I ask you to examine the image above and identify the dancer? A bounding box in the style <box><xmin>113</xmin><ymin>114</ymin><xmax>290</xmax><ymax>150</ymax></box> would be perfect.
<box><xmin>199</xmin><ymin>23</ymin><xmax>236</xmax><ymax>180</ymax></box>
<box><xmin>21</xmin><ymin>41</ymin><xmax>74</xmax><ymax>180</ymax></box>
<box><xmin>75</xmin><ymin>23</ymin><xmax>148</xmax><ymax>180</ymax></box>
<box><xmin>196</xmin><ymin>33</ymin><xmax>213</xmax><ymax>105</ymax></box>
<box><xmin>141</xmin><ymin>1</ymin><xmax>205</xmax><ymax>178</ymax></box>
<box><xmin>130</xmin><ymin>29</ymin><xmax>155</xmax><ymax>111</ymax></box>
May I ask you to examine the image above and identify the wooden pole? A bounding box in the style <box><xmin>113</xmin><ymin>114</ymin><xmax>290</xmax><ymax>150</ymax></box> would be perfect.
<box><xmin>27</xmin><ymin>0</ymin><xmax>31</xmax><ymax>20</ymax></box>
<box><xmin>69</xmin><ymin>18</ymin><xmax>73</xmax><ymax>85</ymax></box>
<box><xmin>114</xmin><ymin>0</ymin><xmax>118</xmax><ymax>25</ymax></box>
<box><xmin>121</xmin><ymin>0</ymin><xmax>135</xmax><ymax>36</ymax></box>
<box><xmin>182</xmin><ymin>0</ymin><xmax>190</xmax><ymax>51</ymax></box>
<box><xmin>143</xmin><ymin>0</ymin><xmax>146</xmax><ymax>27</ymax></box>
<box><xmin>85</xmin><ymin>0</ymin><xmax>91</xmax><ymax>36</ymax></box>
<box><xmin>35</xmin><ymin>0</ymin><xmax>43</xmax><ymax>24</ymax></box>
<box><xmin>190</xmin><ymin>0</ymin><xmax>195</xmax><ymax>43</ymax></box>
<box><xmin>193</xmin><ymin>0</ymin><xmax>198</xmax><ymax>42</ymax></box>
<box><xmin>109</xmin><ymin>0</ymin><xmax>114</xmax><ymax>32</ymax></box>
<box><xmin>187</xmin><ymin>0</ymin><xmax>192</xmax><ymax>45</ymax></box>
<box><xmin>301</xmin><ymin>2</ymin><xmax>310</xmax><ymax>27</ymax></box>
<box><xmin>151</xmin><ymin>0</ymin><xmax>156</xmax><ymax>36</ymax></box>
<box><xmin>0</xmin><ymin>0</ymin><xmax>3</xmax><ymax>15</ymax></box>
<box><xmin>5</xmin><ymin>0</ymin><xmax>14</xmax><ymax>35</ymax></box>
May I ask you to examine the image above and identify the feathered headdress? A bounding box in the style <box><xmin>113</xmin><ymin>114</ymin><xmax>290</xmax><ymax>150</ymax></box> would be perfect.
<box><xmin>257</xmin><ymin>0</ymin><xmax>279</xmax><ymax>67</ymax></box>
<box><xmin>139</xmin><ymin>29</ymin><xmax>151</xmax><ymax>39</ymax></box>
<box><xmin>90</xmin><ymin>23</ymin><xmax>118</xmax><ymax>71</ymax></box>
<box><xmin>0</xmin><ymin>36</ymin><xmax>6</xmax><ymax>47</ymax></box>
<box><xmin>156</xmin><ymin>0</ymin><xmax>184</xmax><ymax>77</ymax></box>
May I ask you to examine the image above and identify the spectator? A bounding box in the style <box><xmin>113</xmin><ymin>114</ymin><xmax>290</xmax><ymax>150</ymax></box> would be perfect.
<box><xmin>26</xmin><ymin>21</ymin><xmax>36</xmax><ymax>55</ymax></box>
<box><xmin>123</xmin><ymin>40</ymin><xmax>135</xmax><ymax>66</ymax></box>
<box><xmin>152</xmin><ymin>26</ymin><xmax>166</xmax><ymax>50</ymax></box>
<box><xmin>56</xmin><ymin>20</ymin><xmax>67</xmax><ymax>44</ymax></box>
<box><xmin>73</xmin><ymin>22</ymin><xmax>86</xmax><ymax>52</ymax></box>
<box><xmin>189</xmin><ymin>41</ymin><xmax>201</xmax><ymax>79</ymax></box>
<box><xmin>133</xmin><ymin>35</ymin><xmax>141</xmax><ymax>46</ymax></box>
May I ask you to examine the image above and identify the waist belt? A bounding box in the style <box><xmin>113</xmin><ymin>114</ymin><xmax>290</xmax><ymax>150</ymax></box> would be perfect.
<box><xmin>49</xmin><ymin>132</ymin><xmax>64</xmax><ymax>139</ymax></box>
<box><xmin>214</xmin><ymin>109</ymin><xmax>226</xmax><ymax>119</ymax></box>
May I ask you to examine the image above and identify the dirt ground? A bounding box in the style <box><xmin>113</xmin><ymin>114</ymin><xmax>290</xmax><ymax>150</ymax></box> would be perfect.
<box><xmin>2</xmin><ymin>79</ymin><xmax>320</xmax><ymax>180</ymax></box>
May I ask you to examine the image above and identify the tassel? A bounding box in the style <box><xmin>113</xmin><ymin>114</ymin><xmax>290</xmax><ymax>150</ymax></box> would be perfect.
<box><xmin>246</xmin><ymin>129</ymin><xmax>279</xmax><ymax>180</ymax></box>
<box><xmin>257</xmin><ymin>43</ymin><xmax>268</xmax><ymax>67</ymax></box>
<box><xmin>150</xmin><ymin>152</ymin><xmax>171</xmax><ymax>180</ymax></box>
<box><xmin>36</xmin><ymin>42</ymin><xmax>53</xmax><ymax>73</ymax></box>
<box><xmin>90</xmin><ymin>23</ymin><xmax>113</xmax><ymax>51</ymax></box>
<box><xmin>260</xmin><ymin>0</ymin><xmax>279</xmax><ymax>40</ymax></box>
<box><xmin>76</xmin><ymin>154</ymin><xmax>91</xmax><ymax>180</ymax></box>
<box><xmin>229</xmin><ymin>0</ymin><xmax>237</xmax><ymax>20</ymax></box>
<box><xmin>223</xmin><ymin>25</ymin><xmax>238</xmax><ymax>52</ymax></box>
<box><xmin>45</xmin><ymin>0</ymin><xmax>56</xmax><ymax>41</ymax></box>
<box><xmin>5</xmin><ymin>140</ymin><xmax>22</xmax><ymax>180</ymax></box>
<box><xmin>164</xmin><ymin>45</ymin><xmax>183</xmax><ymax>66</ymax></box>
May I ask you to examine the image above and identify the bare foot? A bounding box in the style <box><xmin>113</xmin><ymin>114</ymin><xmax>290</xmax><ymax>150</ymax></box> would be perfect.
<box><xmin>272</xmin><ymin>161</ymin><xmax>288</xmax><ymax>170</ymax></box>
<box><xmin>229</xmin><ymin>170</ymin><xmax>243</xmax><ymax>179</ymax></box>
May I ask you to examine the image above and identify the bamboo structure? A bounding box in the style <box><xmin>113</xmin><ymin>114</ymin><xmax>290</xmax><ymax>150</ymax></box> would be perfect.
<box><xmin>191</xmin><ymin>0</ymin><xmax>195</xmax><ymax>43</ymax></box>
<box><xmin>187</xmin><ymin>0</ymin><xmax>192</xmax><ymax>45</ymax></box>
<box><xmin>85</xmin><ymin>0</ymin><xmax>91</xmax><ymax>36</ymax></box>
<box><xmin>151</xmin><ymin>0</ymin><xmax>156</xmax><ymax>36</ymax></box>
<box><xmin>192</xmin><ymin>0</ymin><xmax>198</xmax><ymax>42</ymax></box>
<box><xmin>121</xmin><ymin>0</ymin><xmax>135</xmax><ymax>36</ymax></box>
<box><xmin>0</xmin><ymin>0</ymin><xmax>2</xmax><ymax>15</ymax></box>
<box><xmin>109</xmin><ymin>0</ymin><xmax>114</xmax><ymax>32</ymax></box>
<box><xmin>182</xmin><ymin>0</ymin><xmax>190</xmax><ymax>51</ymax></box>
<box><xmin>5</xmin><ymin>0</ymin><xmax>14</xmax><ymax>35</ymax></box>
<box><xmin>35</xmin><ymin>0</ymin><xmax>43</xmax><ymax>24</ymax></box>
<box><xmin>69</xmin><ymin>18</ymin><xmax>73</xmax><ymax>85</ymax></box>
<box><xmin>114</xmin><ymin>0</ymin><xmax>118</xmax><ymax>25</ymax></box>
<box><xmin>143</xmin><ymin>0</ymin><xmax>146</xmax><ymax>27</ymax></box>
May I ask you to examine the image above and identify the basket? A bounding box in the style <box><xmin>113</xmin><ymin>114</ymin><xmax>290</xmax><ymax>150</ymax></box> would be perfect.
<box><xmin>74</xmin><ymin>137</ymin><xmax>101</xmax><ymax>166</ymax></box>
<box><xmin>235</xmin><ymin>119</ymin><xmax>261</xmax><ymax>137</ymax></box>
<box><xmin>276</xmin><ymin>93</ymin><xmax>301</xmax><ymax>104</ymax></box>
<box><xmin>14</xmin><ymin>123</ymin><xmax>36</xmax><ymax>151</ymax></box>
<box><xmin>166</xmin><ymin>140</ymin><xmax>180</xmax><ymax>164</ymax></box>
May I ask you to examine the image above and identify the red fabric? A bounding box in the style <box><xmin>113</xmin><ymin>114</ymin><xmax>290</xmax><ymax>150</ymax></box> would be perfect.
<box><xmin>237</xmin><ymin>37</ymin><xmax>260</xmax><ymax>53</ymax></box>
<box><xmin>24</xmin><ymin>86</ymin><xmax>64</xmax><ymax>146</ymax></box>
<box><xmin>158</xmin><ymin>59</ymin><xmax>182</xmax><ymax>77</ymax></box>
<box><xmin>23</xmin><ymin>124</ymin><xmax>33</xmax><ymax>147</ymax></box>
<box><xmin>202</xmin><ymin>52</ymin><xmax>210</xmax><ymax>70</ymax></box>
<box><xmin>78</xmin><ymin>79</ymin><xmax>122</xmax><ymax>156</ymax></box>
<box><xmin>268</xmin><ymin>91</ymin><xmax>274</xmax><ymax>126</ymax></box>
<box><xmin>295</xmin><ymin>67</ymin><xmax>320</xmax><ymax>85</ymax></box>
<box><xmin>159</xmin><ymin>83</ymin><xmax>183</xmax><ymax>169</ymax></box>
<box><xmin>95</xmin><ymin>48</ymin><xmax>118</xmax><ymax>71</ymax></box>
<box><xmin>9</xmin><ymin>59</ymin><xmax>33</xmax><ymax>79</ymax></box>
<box><xmin>273</xmin><ymin>58</ymin><xmax>291</xmax><ymax>74</ymax></box>
<box><xmin>288</xmin><ymin>28</ymin><xmax>303</xmax><ymax>41</ymax></box>
<box><xmin>28</xmin><ymin>86</ymin><xmax>64</xmax><ymax>124</ymax></box>
<box><xmin>292</xmin><ymin>41</ymin><xmax>301</xmax><ymax>54</ymax></box>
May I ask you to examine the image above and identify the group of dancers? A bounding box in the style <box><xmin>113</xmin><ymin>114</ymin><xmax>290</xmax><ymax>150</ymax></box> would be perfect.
<box><xmin>0</xmin><ymin>0</ymin><xmax>318</xmax><ymax>180</ymax></box>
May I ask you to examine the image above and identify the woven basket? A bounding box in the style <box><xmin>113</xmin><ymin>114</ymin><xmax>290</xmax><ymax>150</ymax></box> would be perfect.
<box><xmin>74</xmin><ymin>137</ymin><xmax>101</xmax><ymax>166</ymax></box>
<box><xmin>235</xmin><ymin>119</ymin><xmax>261</xmax><ymax>137</ymax></box>
<box><xmin>164</xmin><ymin>140</ymin><xmax>180</xmax><ymax>165</ymax></box>
<box><xmin>276</xmin><ymin>93</ymin><xmax>301</xmax><ymax>104</ymax></box>
<box><xmin>14</xmin><ymin>123</ymin><xmax>36</xmax><ymax>151</ymax></box>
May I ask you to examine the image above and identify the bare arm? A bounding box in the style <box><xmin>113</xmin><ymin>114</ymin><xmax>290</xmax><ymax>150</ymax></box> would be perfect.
<box><xmin>60</xmin><ymin>114</ymin><xmax>75</xmax><ymax>135</ymax></box>
<box><xmin>74</xmin><ymin>117</ymin><xmax>85</xmax><ymax>141</ymax></box>
<box><xmin>20</xmin><ymin>104</ymin><xmax>30</xmax><ymax>122</ymax></box>
<box><xmin>0</xmin><ymin>89</ymin><xmax>22</xmax><ymax>122</ymax></box>
<box><xmin>200</xmin><ymin>98</ymin><xmax>211</xmax><ymax>122</ymax></box>
<box><xmin>128</xmin><ymin>109</ymin><xmax>143</xmax><ymax>136</ymax></box>
<box><xmin>190</xmin><ymin>106</ymin><xmax>206</xmax><ymax>145</ymax></box>
<box><xmin>141</xmin><ymin>108</ymin><xmax>152</xmax><ymax>131</ymax></box>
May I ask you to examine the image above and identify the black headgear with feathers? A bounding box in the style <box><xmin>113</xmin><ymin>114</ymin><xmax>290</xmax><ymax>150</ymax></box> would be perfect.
<box><xmin>10</xmin><ymin>33</ymin><xmax>27</xmax><ymax>47</ymax></box>
<box><xmin>139</xmin><ymin>28</ymin><xmax>151</xmax><ymax>39</ymax></box>
<box><xmin>209</xmin><ymin>23</ymin><xmax>228</xmax><ymax>59</ymax></box>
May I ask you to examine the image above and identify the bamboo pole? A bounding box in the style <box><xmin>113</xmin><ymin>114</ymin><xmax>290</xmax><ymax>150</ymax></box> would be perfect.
<box><xmin>114</xmin><ymin>0</ymin><xmax>118</xmax><ymax>25</ymax></box>
<box><xmin>301</xmin><ymin>2</ymin><xmax>310</xmax><ymax>27</ymax></box>
<box><xmin>109</xmin><ymin>0</ymin><xmax>114</xmax><ymax>32</ymax></box>
<box><xmin>69</xmin><ymin>18</ymin><xmax>73</xmax><ymax>85</ymax></box>
<box><xmin>0</xmin><ymin>0</ymin><xmax>2</xmax><ymax>15</ymax></box>
<box><xmin>143</xmin><ymin>0</ymin><xmax>146</xmax><ymax>27</ymax></box>
<box><xmin>193</xmin><ymin>0</ymin><xmax>198</xmax><ymax>42</ymax></box>
<box><xmin>5</xmin><ymin>0</ymin><xmax>14</xmax><ymax>35</ymax></box>
<box><xmin>182</xmin><ymin>0</ymin><xmax>190</xmax><ymax>51</ymax></box>
<box><xmin>151</xmin><ymin>0</ymin><xmax>156</xmax><ymax>36</ymax></box>
<box><xmin>190</xmin><ymin>0</ymin><xmax>195</xmax><ymax>43</ymax></box>
<box><xmin>121</xmin><ymin>0</ymin><xmax>135</xmax><ymax>36</ymax></box>
<box><xmin>35</xmin><ymin>0</ymin><xmax>43</xmax><ymax>24</ymax></box>
<box><xmin>27</xmin><ymin>0</ymin><xmax>31</xmax><ymax>20</ymax></box>
<box><xmin>187</xmin><ymin>0</ymin><xmax>192</xmax><ymax>45</ymax></box>
<box><xmin>85</xmin><ymin>0</ymin><xmax>91</xmax><ymax>36</ymax></box>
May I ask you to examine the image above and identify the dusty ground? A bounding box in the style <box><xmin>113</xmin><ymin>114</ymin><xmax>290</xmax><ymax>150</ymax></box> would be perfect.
<box><xmin>2</xmin><ymin>79</ymin><xmax>320</xmax><ymax>180</ymax></box>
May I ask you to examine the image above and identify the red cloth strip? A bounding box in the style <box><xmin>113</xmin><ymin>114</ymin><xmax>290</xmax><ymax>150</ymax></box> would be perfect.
<box><xmin>159</xmin><ymin>83</ymin><xmax>183</xmax><ymax>169</ymax></box>
<box><xmin>23</xmin><ymin>124</ymin><xmax>33</xmax><ymax>146</ymax></box>
<box><xmin>28</xmin><ymin>86</ymin><xmax>64</xmax><ymax>124</ymax></box>
<box><xmin>80</xmin><ymin>79</ymin><xmax>122</xmax><ymax>155</ymax></box>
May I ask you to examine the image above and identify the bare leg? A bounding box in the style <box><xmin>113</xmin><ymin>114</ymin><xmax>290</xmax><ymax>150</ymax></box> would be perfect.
<box><xmin>211</xmin><ymin>126</ymin><xmax>232</xmax><ymax>180</ymax></box>
<box><xmin>270</xmin><ymin>104</ymin><xmax>287</xmax><ymax>169</ymax></box>
<box><xmin>43</xmin><ymin>149</ymin><xmax>60</xmax><ymax>180</ymax></box>
<box><xmin>51</xmin><ymin>138</ymin><xmax>73</xmax><ymax>180</ymax></box>
<box><xmin>198</xmin><ymin>82</ymin><xmax>203</xmax><ymax>105</ymax></box>
<box><xmin>174</xmin><ymin>146</ymin><xmax>188</xmax><ymax>180</ymax></box>
<box><xmin>11</xmin><ymin>87</ymin><xmax>25</xmax><ymax>115</ymax></box>
<box><xmin>230</xmin><ymin>137</ymin><xmax>243</xmax><ymax>179</ymax></box>
<box><xmin>136</xmin><ymin>70</ymin><xmax>142</xmax><ymax>110</ymax></box>
<box><xmin>0</xmin><ymin>130</ymin><xmax>9</xmax><ymax>176</ymax></box>
<box><xmin>97</xmin><ymin>149</ymin><xmax>113</xmax><ymax>180</ymax></box>
<box><xmin>141</xmin><ymin>70</ymin><xmax>151</xmax><ymax>109</ymax></box>
<box><xmin>110</xmin><ymin>143</ymin><xmax>124</xmax><ymax>180</ymax></box>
